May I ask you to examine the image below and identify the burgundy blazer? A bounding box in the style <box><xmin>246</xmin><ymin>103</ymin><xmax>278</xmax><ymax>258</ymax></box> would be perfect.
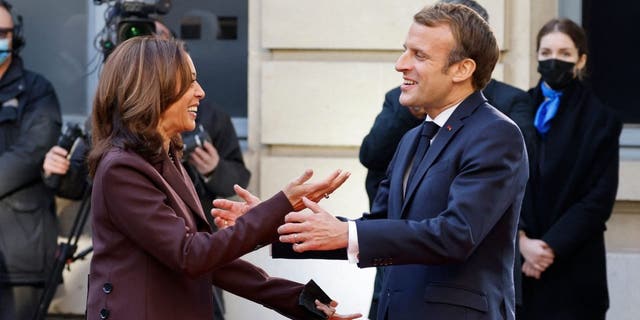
<box><xmin>87</xmin><ymin>147</ymin><xmax>312</xmax><ymax>319</ymax></box>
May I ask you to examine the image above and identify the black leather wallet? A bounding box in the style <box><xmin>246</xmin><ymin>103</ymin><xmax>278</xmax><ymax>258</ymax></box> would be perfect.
<box><xmin>272</xmin><ymin>241</ymin><xmax>347</xmax><ymax>260</ymax></box>
<box><xmin>298</xmin><ymin>279</ymin><xmax>333</xmax><ymax>320</ymax></box>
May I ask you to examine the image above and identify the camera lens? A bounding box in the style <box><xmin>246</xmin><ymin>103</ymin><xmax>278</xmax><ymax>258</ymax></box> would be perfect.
<box><xmin>118</xmin><ymin>21</ymin><xmax>155</xmax><ymax>42</ymax></box>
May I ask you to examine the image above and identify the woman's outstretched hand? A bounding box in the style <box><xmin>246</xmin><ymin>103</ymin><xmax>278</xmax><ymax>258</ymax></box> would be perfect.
<box><xmin>283</xmin><ymin>169</ymin><xmax>350</xmax><ymax>211</ymax></box>
<box><xmin>212</xmin><ymin>184</ymin><xmax>261</xmax><ymax>229</ymax></box>
<box><xmin>212</xmin><ymin>169</ymin><xmax>350</xmax><ymax>228</ymax></box>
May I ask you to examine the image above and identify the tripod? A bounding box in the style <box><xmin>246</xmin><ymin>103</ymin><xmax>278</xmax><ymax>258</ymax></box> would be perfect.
<box><xmin>34</xmin><ymin>188</ymin><xmax>93</xmax><ymax>320</ymax></box>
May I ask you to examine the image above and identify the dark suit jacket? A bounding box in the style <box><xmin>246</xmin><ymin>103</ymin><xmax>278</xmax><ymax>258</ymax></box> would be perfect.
<box><xmin>483</xmin><ymin>79</ymin><xmax>534</xmax><ymax>306</ymax></box>
<box><xmin>88</xmin><ymin>147</ymin><xmax>315</xmax><ymax>320</ymax></box>
<box><xmin>519</xmin><ymin>80</ymin><xmax>621</xmax><ymax>319</ymax></box>
<box><xmin>484</xmin><ymin>79</ymin><xmax>535</xmax><ymax>155</ymax></box>
<box><xmin>357</xmin><ymin>91</ymin><xmax>529</xmax><ymax>320</ymax></box>
<box><xmin>360</xmin><ymin>82</ymin><xmax>533</xmax><ymax>208</ymax></box>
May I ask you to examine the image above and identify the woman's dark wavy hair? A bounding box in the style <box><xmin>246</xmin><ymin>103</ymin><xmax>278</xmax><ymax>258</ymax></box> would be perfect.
<box><xmin>88</xmin><ymin>36</ymin><xmax>192</xmax><ymax>177</ymax></box>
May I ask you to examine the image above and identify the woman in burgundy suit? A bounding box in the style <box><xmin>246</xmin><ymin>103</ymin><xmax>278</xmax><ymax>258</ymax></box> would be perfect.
<box><xmin>85</xmin><ymin>36</ymin><xmax>359</xmax><ymax>320</ymax></box>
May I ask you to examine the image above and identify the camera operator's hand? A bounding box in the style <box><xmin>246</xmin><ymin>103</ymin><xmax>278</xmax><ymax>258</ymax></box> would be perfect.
<box><xmin>43</xmin><ymin>146</ymin><xmax>71</xmax><ymax>177</ymax></box>
<box><xmin>187</xmin><ymin>141</ymin><xmax>220</xmax><ymax>177</ymax></box>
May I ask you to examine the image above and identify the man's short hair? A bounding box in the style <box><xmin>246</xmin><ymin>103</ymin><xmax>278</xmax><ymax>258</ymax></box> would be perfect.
<box><xmin>414</xmin><ymin>3</ymin><xmax>499</xmax><ymax>90</ymax></box>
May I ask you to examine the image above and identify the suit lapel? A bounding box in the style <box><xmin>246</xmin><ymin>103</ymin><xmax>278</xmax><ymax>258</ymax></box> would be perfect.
<box><xmin>401</xmin><ymin>91</ymin><xmax>487</xmax><ymax>214</ymax></box>
<box><xmin>390</xmin><ymin>127</ymin><xmax>421</xmax><ymax>219</ymax></box>
<box><xmin>160</xmin><ymin>153</ymin><xmax>211</xmax><ymax>230</ymax></box>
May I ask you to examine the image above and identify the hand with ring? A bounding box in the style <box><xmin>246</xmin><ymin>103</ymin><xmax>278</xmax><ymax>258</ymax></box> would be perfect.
<box><xmin>283</xmin><ymin>169</ymin><xmax>350</xmax><ymax>211</ymax></box>
<box><xmin>212</xmin><ymin>170</ymin><xmax>350</xmax><ymax>228</ymax></box>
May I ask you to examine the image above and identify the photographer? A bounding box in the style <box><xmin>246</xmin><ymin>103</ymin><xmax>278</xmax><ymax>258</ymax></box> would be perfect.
<box><xmin>0</xmin><ymin>1</ymin><xmax>62</xmax><ymax>319</ymax></box>
<box><xmin>183</xmin><ymin>102</ymin><xmax>251</xmax><ymax>226</ymax></box>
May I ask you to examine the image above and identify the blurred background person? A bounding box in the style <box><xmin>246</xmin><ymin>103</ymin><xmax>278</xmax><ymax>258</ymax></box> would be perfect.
<box><xmin>517</xmin><ymin>17</ymin><xmax>621</xmax><ymax>320</ymax></box>
<box><xmin>0</xmin><ymin>1</ymin><xmax>62</xmax><ymax>319</ymax></box>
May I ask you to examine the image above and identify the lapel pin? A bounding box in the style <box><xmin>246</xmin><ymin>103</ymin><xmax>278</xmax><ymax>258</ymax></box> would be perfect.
<box><xmin>446</xmin><ymin>125</ymin><xmax>452</xmax><ymax>131</ymax></box>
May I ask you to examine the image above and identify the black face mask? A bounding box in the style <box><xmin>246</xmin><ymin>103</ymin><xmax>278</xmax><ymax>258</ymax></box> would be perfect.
<box><xmin>537</xmin><ymin>59</ymin><xmax>576</xmax><ymax>90</ymax></box>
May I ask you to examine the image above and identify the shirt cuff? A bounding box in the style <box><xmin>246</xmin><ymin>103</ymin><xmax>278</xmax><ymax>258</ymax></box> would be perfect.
<box><xmin>347</xmin><ymin>220</ymin><xmax>360</xmax><ymax>264</ymax></box>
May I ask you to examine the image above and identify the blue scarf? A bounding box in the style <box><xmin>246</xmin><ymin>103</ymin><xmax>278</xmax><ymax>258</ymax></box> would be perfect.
<box><xmin>534</xmin><ymin>83</ymin><xmax>563</xmax><ymax>136</ymax></box>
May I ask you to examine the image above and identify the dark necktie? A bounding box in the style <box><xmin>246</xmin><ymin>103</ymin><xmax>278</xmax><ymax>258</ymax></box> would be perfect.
<box><xmin>407</xmin><ymin>121</ymin><xmax>440</xmax><ymax>186</ymax></box>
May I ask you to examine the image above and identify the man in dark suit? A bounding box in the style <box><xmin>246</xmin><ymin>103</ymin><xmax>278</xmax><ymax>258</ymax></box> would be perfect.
<box><xmin>360</xmin><ymin>76</ymin><xmax>533</xmax><ymax>320</ymax></box>
<box><xmin>277</xmin><ymin>3</ymin><xmax>529</xmax><ymax>319</ymax></box>
<box><xmin>360</xmin><ymin>4</ymin><xmax>533</xmax><ymax>315</ymax></box>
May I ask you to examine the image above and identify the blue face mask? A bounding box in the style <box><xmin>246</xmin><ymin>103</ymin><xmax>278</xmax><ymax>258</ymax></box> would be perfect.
<box><xmin>0</xmin><ymin>38</ymin><xmax>11</xmax><ymax>65</ymax></box>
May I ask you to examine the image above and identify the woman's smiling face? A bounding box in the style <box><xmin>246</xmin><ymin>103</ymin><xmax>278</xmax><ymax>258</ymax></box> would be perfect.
<box><xmin>159</xmin><ymin>54</ymin><xmax>205</xmax><ymax>138</ymax></box>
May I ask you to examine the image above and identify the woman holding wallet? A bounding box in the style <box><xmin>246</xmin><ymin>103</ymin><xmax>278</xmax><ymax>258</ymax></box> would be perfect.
<box><xmin>85</xmin><ymin>35</ymin><xmax>360</xmax><ymax>320</ymax></box>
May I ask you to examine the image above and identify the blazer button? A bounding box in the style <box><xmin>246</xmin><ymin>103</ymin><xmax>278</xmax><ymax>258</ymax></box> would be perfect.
<box><xmin>103</xmin><ymin>283</ymin><xmax>113</xmax><ymax>294</ymax></box>
<box><xmin>99</xmin><ymin>308</ymin><xmax>110</xmax><ymax>319</ymax></box>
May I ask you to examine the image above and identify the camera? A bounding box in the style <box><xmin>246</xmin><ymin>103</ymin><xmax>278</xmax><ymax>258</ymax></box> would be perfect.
<box><xmin>182</xmin><ymin>124</ymin><xmax>212</xmax><ymax>160</ymax></box>
<box><xmin>95</xmin><ymin>0</ymin><xmax>172</xmax><ymax>59</ymax></box>
<box><xmin>48</xmin><ymin>122</ymin><xmax>86</xmax><ymax>189</ymax></box>
<box><xmin>57</xmin><ymin>122</ymin><xmax>86</xmax><ymax>153</ymax></box>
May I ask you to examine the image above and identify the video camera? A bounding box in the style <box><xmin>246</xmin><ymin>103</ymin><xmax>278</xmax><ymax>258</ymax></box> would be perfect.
<box><xmin>47</xmin><ymin>122</ymin><xmax>87</xmax><ymax>189</ymax></box>
<box><xmin>182</xmin><ymin>124</ymin><xmax>212</xmax><ymax>160</ymax></box>
<box><xmin>94</xmin><ymin>0</ymin><xmax>171</xmax><ymax>59</ymax></box>
<box><xmin>57</xmin><ymin>122</ymin><xmax>86</xmax><ymax>152</ymax></box>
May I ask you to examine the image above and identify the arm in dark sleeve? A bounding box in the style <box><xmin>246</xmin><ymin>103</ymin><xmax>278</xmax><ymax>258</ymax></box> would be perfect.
<box><xmin>212</xmin><ymin>259</ymin><xmax>322</xmax><ymax>319</ymax></box>
<box><xmin>0</xmin><ymin>78</ymin><xmax>61</xmax><ymax>198</ymax></box>
<box><xmin>542</xmin><ymin>118</ymin><xmax>621</xmax><ymax>257</ymax></box>
<box><xmin>357</xmin><ymin>120</ymin><xmax>528</xmax><ymax>267</ymax></box>
<box><xmin>201</xmin><ymin>108</ymin><xmax>251</xmax><ymax>197</ymax></box>
<box><xmin>359</xmin><ymin>87</ymin><xmax>422</xmax><ymax>171</ymax></box>
<box><xmin>100</xmin><ymin>158</ymin><xmax>294</xmax><ymax>276</ymax></box>
<box><xmin>505</xmin><ymin>92</ymin><xmax>536</xmax><ymax>157</ymax></box>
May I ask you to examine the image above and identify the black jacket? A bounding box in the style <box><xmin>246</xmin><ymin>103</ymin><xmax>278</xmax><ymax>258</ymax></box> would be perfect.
<box><xmin>184</xmin><ymin>100</ymin><xmax>251</xmax><ymax>227</ymax></box>
<box><xmin>519</xmin><ymin>79</ymin><xmax>621</xmax><ymax>319</ymax></box>
<box><xmin>359</xmin><ymin>87</ymin><xmax>423</xmax><ymax>207</ymax></box>
<box><xmin>0</xmin><ymin>56</ymin><xmax>61</xmax><ymax>285</ymax></box>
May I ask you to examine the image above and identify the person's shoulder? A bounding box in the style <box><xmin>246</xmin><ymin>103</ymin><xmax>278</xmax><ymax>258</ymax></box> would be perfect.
<box><xmin>477</xmin><ymin>101</ymin><xmax>515</xmax><ymax>121</ymax></box>
<box><xmin>21</xmin><ymin>67</ymin><xmax>56</xmax><ymax>92</ymax></box>
<box><xmin>569</xmin><ymin>82</ymin><xmax>615</xmax><ymax>117</ymax></box>
<box><xmin>580</xmin><ymin>86</ymin><xmax>622</xmax><ymax>130</ymax></box>
<box><xmin>98</xmin><ymin>147</ymin><xmax>147</xmax><ymax>170</ymax></box>
<box><xmin>474</xmin><ymin>102</ymin><xmax>521</xmax><ymax>132</ymax></box>
<box><xmin>484</xmin><ymin>79</ymin><xmax>528</xmax><ymax>99</ymax></box>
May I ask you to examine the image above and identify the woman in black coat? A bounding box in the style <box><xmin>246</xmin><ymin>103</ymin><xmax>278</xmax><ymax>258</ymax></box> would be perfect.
<box><xmin>518</xmin><ymin>18</ymin><xmax>622</xmax><ymax>320</ymax></box>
